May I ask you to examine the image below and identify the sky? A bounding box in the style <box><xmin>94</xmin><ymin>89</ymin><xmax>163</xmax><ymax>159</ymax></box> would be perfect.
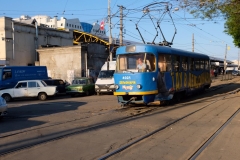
<box><xmin>0</xmin><ymin>0</ymin><xmax>239</xmax><ymax>61</ymax></box>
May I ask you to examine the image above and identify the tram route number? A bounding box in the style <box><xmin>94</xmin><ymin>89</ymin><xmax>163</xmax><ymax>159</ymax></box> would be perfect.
<box><xmin>122</xmin><ymin>76</ymin><xmax>131</xmax><ymax>79</ymax></box>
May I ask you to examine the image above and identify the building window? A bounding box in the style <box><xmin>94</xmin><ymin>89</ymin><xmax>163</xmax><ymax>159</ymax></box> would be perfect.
<box><xmin>75</xmin><ymin>25</ymin><xmax>76</xmax><ymax>28</ymax></box>
<box><xmin>66</xmin><ymin>23</ymin><xmax>68</xmax><ymax>26</ymax></box>
<box><xmin>61</xmin><ymin>23</ymin><xmax>63</xmax><ymax>26</ymax></box>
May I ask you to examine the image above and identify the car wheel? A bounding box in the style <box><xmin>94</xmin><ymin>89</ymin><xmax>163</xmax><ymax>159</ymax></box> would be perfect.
<box><xmin>2</xmin><ymin>94</ymin><xmax>11</xmax><ymax>102</ymax></box>
<box><xmin>38</xmin><ymin>93</ymin><xmax>47</xmax><ymax>101</ymax></box>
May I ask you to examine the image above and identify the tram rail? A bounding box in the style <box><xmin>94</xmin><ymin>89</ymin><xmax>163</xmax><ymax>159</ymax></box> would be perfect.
<box><xmin>98</xmin><ymin>88</ymin><xmax>240</xmax><ymax>160</ymax></box>
<box><xmin>0</xmin><ymin>82</ymin><xmax>239</xmax><ymax>158</ymax></box>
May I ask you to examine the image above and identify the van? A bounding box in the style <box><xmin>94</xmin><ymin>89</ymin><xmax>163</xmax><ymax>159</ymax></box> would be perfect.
<box><xmin>0</xmin><ymin>66</ymin><xmax>48</xmax><ymax>90</ymax></box>
<box><xmin>95</xmin><ymin>61</ymin><xmax>116</xmax><ymax>95</ymax></box>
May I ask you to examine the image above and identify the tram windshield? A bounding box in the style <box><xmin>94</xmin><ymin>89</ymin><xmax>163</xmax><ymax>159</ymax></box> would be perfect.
<box><xmin>116</xmin><ymin>53</ymin><xmax>156</xmax><ymax>73</ymax></box>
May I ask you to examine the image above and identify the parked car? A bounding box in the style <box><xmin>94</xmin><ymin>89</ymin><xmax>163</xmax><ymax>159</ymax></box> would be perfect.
<box><xmin>0</xmin><ymin>80</ymin><xmax>57</xmax><ymax>102</ymax></box>
<box><xmin>66</xmin><ymin>77</ymin><xmax>95</xmax><ymax>97</ymax></box>
<box><xmin>42</xmin><ymin>79</ymin><xmax>67</xmax><ymax>93</ymax></box>
<box><xmin>0</xmin><ymin>96</ymin><xmax>7</xmax><ymax>119</ymax></box>
<box><xmin>232</xmin><ymin>70</ymin><xmax>240</xmax><ymax>76</ymax></box>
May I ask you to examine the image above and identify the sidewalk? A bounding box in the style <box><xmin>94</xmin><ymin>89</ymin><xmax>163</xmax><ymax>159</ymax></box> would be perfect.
<box><xmin>211</xmin><ymin>75</ymin><xmax>240</xmax><ymax>87</ymax></box>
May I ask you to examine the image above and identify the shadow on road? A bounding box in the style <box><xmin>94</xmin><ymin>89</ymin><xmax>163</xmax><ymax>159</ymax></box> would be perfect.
<box><xmin>0</xmin><ymin>99</ymin><xmax>86</xmax><ymax>134</ymax></box>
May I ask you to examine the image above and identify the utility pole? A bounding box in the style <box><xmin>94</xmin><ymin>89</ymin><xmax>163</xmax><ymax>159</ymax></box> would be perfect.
<box><xmin>118</xmin><ymin>5</ymin><xmax>125</xmax><ymax>46</ymax></box>
<box><xmin>108</xmin><ymin>0</ymin><xmax>113</xmax><ymax>61</ymax></box>
<box><xmin>224</xmin><ymin>44</ymin><xmax>227</xmax><ymax>74</ymax></box>
<box><xmin>238</xmin><ymin>49</ymin><xmax>240</xmax><ymax>70</ymax></box>
<box><xmin>192</xmin><ymin>33</ymin><xmax>194</xmax><ymax>52</ymax></box>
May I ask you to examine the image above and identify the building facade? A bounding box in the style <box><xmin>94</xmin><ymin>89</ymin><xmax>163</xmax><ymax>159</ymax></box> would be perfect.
<box><xmin>37</xmin><ymin>44</ymin><xmax>107</xmax><ymax>83</ymax></box>
<box><xmin>0</xmin><ymin>16</ymin><xmax>73</xmax><ymax>66</ymax></box>
<box><xmin>14</xmin><ymin>15</ymin><xmax>106</xmax><ymax>37</ymax></box>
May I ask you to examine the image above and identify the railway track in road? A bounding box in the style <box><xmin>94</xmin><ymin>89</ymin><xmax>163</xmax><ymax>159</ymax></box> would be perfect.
<box><xmin>0</xmin><ymin>105</ymin><xmax>160</xmax><ymax>156</ymax></box>
<box><xmin>189</xmin><ymin>108</ymin><xmax>240</xmax><ymax>160</ymax></box>
<box><xmin>0</xmin><ymin>82</ymin><xmax>226</xmax><ymax>140</ymax></box>
<box><xmin>98</xmin><ymin>88</ymin><xmax>240</xmax><ymax>160</ymax></box>
<box><xmin>0</xmin><ymin>80</ymin><xmax>239</xmax><ymax>158</ymax></box>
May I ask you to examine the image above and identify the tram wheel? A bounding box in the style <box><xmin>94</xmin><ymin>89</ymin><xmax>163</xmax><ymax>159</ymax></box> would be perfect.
<box><xmin>173</xmin><ymin>93</ymin><xmax>183</xmax><ymax>103</ymax></box>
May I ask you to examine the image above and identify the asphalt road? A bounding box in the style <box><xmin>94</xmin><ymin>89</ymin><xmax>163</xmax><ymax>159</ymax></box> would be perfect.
<box><xmin>0</xmin><ymin>76</ymin><xmax>240</xmax><ymax>160</ymax></box>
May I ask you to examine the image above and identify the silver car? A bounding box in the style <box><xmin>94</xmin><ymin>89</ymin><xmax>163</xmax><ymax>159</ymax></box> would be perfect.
<box><xmin>232</xmin><ymin>70</ymin><xmax>240</xmax><ymax>76</ymax></box>
<box><xmin>0</xmin><ymin>96</ymin><xmax>7</xmax><ymax>119</ymax></box>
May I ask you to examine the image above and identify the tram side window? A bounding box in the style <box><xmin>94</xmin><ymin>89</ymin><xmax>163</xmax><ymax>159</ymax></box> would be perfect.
<box><xmin>189</xmin><ymin>58</ymin><xmax>194</xmax><ymax>71</ymax></box>
<box><xmin>158</xmin><ymin>54</ymin><xmax>171</xmax><ymax>72</ymax></box>
<box><xmin>145</xmin><ymin>54</ymin><xmax>156</xmax><ymax>71</ymax></box>
<box><xmin>195</xmin><ymin>59</ymin><xmax>200</xmax><ymax>71</ymax></box>
<box><xmin>158</xmin><ymin>55</ymin><xmax>166</xmax><ymax>71</ymax></box>
<box><xmin>182</xmin><ymin>57</ymin><xmax>188</xmax><ymax>71</ymax></box>
<box><xmin>205</xmin><ymin>60</ymin><xmax>210</xmax><ymax>70</ymax></box>
<box><xmin>2</xmin><ymin>69</ymin><xmax>12</xmax><ymax>80</ymax></box>
<box><xmin>172</xmin><ymin>55</ymin><xmax>180</xmax><ymax>71</ymax></box>
<box><xmin>200</xmin><ymin>59</ymin><xmax>204</xmax><ymax>70</ymax></box>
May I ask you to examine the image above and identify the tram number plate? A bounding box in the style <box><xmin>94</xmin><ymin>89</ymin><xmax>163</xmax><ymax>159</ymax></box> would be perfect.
<box><xmin>122</xmin><ymin>76</ymin><xmax>131</xmax><ymax>79</ymax></box>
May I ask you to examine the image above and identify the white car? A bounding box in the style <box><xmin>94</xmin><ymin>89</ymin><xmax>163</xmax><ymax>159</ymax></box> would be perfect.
<box><xmin>0</xmin><ymin>96</ymin><xmax>7</xmax><ymax>119</ymax></box>
<box><xmin>0</xmin><ymin>80</ymin><xmax>57</xmax><ymax>102</ymax></box>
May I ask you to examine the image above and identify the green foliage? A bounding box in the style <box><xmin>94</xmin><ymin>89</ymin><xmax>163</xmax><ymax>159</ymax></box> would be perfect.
<box><xmin>179</xmin><ymin>0</ymin><xmax>240</xmax><ymax>47</ymax></box>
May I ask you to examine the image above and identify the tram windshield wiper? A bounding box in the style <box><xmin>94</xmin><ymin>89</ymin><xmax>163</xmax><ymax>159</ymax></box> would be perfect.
<box><xmin>123</xmin><ymin>70</ymin><xmax>135</xmax><ymax>74</ymax></box>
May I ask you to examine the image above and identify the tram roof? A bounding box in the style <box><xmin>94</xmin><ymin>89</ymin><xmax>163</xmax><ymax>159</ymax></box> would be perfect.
<box><xmin>117</xmin><ymin>44</ymin><xmax>210</xmax><ymax>59</ymax></box>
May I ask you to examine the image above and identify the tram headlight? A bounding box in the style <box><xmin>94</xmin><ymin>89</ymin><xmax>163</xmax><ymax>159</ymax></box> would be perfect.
<box><xmin>115</xmin><ymin>84</ymin><xmax>119</xmax><ymax>90</ymax></box>
<box><xmin>137</xmin><ymin>84</ymin><xmax>142</xmax><ymax>89</ymax></box>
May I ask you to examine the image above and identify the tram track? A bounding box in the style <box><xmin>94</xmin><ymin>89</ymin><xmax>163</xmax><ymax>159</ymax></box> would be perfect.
<box><xmin>98</xmin><ymin>88</ymin><xmax>240</xmax><ymax>160</ymax></box>
<box><xmin>0</xmin><ymin>106</ymin><xmax>159</xmax><ymax>156</ymax></box>
<box><xmin>0</xmin><ymin>80</ymin><xmax>239</xmax><ymax>158</ymax></box>
<box><xmin>0</xmin><ymin>105</ymin><xmax>158</xmax><ymax>139</ymax></box>
<box><xmin>189</xmin><ymin>108</ymin><xmax>240</xmax><ymax>160</ymax></box>
<box><xmin>0</xmin><ymin>83</ymin><xmax>225</xmax><ymax>140</ymax></box>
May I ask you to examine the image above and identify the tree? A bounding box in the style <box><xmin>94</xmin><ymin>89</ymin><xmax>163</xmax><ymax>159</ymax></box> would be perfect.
<box><xmin>178</xmin><ymin>0</ymin><xmax>240</xmax><ymax>47</ymax></box>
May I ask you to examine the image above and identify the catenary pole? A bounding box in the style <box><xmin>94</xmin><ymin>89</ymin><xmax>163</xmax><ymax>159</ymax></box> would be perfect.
<box><xmin>238</xmin><ymin>49</ymin><xmax>239</xmax><ymax>69</ymax></box>
<box><xmin>192</xmin><ymin>33</ymin><xmax>194</xmax><ymax>52</ymax></box>
<box><xmin>224</xmin><ymin>44</ymin><xmax>227</xmax><ymax>74</ymax></box>
<box><xmin>118</xmin><ymin>5</ymin><xmax>125</xmax><ymax>46</ymax></box>
<box><xmin>108</xmin><ymin>0</ymin><xmax>113</xmax><ymax>61</ymax></box>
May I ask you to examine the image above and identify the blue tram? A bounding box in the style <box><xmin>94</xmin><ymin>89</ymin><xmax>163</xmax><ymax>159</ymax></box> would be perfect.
<box><xmin>113</xmin><ymin>44</ymin><xmax>211</xmax><ymax>106</ymax></box>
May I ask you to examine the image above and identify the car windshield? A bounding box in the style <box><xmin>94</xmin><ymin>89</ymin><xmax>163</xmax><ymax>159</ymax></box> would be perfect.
<box><xmin>116</xmin><ymin>53</ymin><xmax>156</xmax><ymax>73</ymax></box>
<box><xmin>72</xmin><ymin>79</ymin><xmax>86</xmax><ymax>85</ymax></box>
<box><xmin>98</xmin><ymin>70</ymin><xmax>115</xmax><ymax>78</ymax></box>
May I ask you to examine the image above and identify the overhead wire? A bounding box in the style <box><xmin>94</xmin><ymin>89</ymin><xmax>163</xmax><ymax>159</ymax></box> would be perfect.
<box><xmin>62</xmin><ymin>0</ymin><xmax>69</xmax><ymax>15</ymax></box>
<box><xmin>172</xmin><ymin>12</ymin><xmax>232</xmax><ymax>45</ymax></box>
